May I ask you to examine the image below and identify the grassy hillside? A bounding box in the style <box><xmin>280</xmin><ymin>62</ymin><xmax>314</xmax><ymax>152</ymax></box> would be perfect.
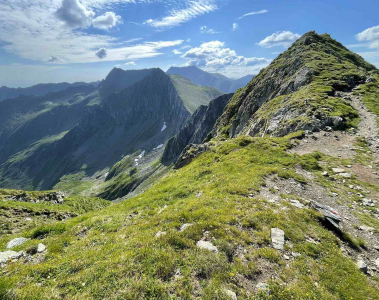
<box><xmin>1</xmin><ymin>135</ymin><xmax>378</xmax><ymax>299</ymax></box>
<box><xmin>170</xmin><ymin>74</ymin><xmax>224</xmax><ymax>113</ymax></box>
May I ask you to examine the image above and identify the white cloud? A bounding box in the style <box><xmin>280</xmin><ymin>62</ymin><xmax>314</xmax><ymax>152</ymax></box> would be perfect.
<box><xmin>95</xmin><ymin>48</ymin><xmax>107</xmax><ymax>59</ymax></box>
<box><xmin>125</xmin><ymin>61</ymin><xmax>136</xmax><ymax>65</ymax></box>
<box><xmin>232</xmin><ymin>23</ymin><xmax>239</xmax><ymax>31</ymax></box>
<box><xmin>200</xmin><ymin>25</ymin><xmax>220</xmax><ymax>34</ymax></box>
<box><xmin>92</xmin><ymin>12</ymin><xmax>122</xmax><ymax>30</ymax></box>
<box><xmin>237</xmin><ymin>9</ymin><xmax>268</xmax><ymax>20</ymax></box>
<box><xmin>0</xmin><ymin>0</ymin><xmax>183</xmax><ymax>64</ymax></box>
<box><xmin>55</xmin><ymin>0</ymin><xmax>95</xmax><ymax>29</ymax></box>
<box><xmin>173</xmin><ymin>49</ymin><xmax>183</xmax><ymax>55</ymax></box>
<box><xmin>144</xmin><ymin>0</ymin><xmax>217</xmax><ymax>29</ymax></box>
<box><xmin>182</xmin><ymin>40</ymin><xmax>271</xmax><ymax>75</ymax></box>
<box><xmin>257</xmin><ymin>31</ymin><xmax>301</xmax><ymax>48</ymax></box>
<box><xmin>356</xmin><ymin>25</ymin><xmax>379</xmax><ymax>49</ymax></box>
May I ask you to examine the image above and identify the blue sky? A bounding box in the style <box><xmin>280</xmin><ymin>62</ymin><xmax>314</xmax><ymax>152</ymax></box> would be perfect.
<box><xmin>0</xmin><ymin>0</ymin><xmax>378</xmax><ymax>87</ymax></box>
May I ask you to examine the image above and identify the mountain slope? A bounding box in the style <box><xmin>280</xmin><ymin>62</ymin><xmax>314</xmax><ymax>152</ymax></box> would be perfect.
<box><xmin>0</xmin><ymin>81</ymin><xmax>99</xmax><ymax>101</ymax></box>
<box><xmin>167</xmin><ymin>66</ymin><xmax>254</xmax><ymax>93</ymax></box>
<box><xmin>212</xmin><ymin>31</ymin><xmax>377</xmax><ymax>139</ymax></box>
<box><xmin>1</xmin><ymin>32</ymin><xmax>379</xmax><ymax>299</ymax></box>
<box><xmin>162</xmin><ymin>93</ymin><xmax>233</xmax><ymax>165</ymax></box>
<box><xmin>170</xmin><ymin>74</ymin><xmax>224</xmax><ymax>113</ymax></box>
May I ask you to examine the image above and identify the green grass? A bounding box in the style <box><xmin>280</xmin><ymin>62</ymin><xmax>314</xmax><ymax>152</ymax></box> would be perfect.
<box><xmin>1</xmin><ymin>136</ymin><xmax>378</xmax><ymax>299</ymax></box>
<box><xmin>170</xmin><ymin>74</ymin><xmax>224</xmax><ymax>113</ymax></box>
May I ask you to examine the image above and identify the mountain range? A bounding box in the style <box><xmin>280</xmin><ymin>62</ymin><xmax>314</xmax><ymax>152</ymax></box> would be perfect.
<box><xmin>167</xmin><ymin>66</ymin><xmax>254</xmax><ymax>93</ymax></box>
<box><xmin>1</xmin><ymin>31</ymin><xmax>379</xmax><ymax>299</ymax></box>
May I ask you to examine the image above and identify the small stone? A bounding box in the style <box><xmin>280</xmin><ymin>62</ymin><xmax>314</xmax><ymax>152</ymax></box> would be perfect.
<box><xmin>283</xmin><ymin>255</ymin><xmax>290</xmax><ymax>260</ymax></box>
<box><xmin>375</xmin><ymin>258</ymin><xmax>379</xmax><ymax>268</ymax></box>
<box><xmin>7</xmin><ymin>237</ymin><xmax>29</xmax><ymax>249</ymax></box>
<box><xmin>196</xmin><ymin>192</ymin><xmax>202</xmax><ymax>198</ymax></box>
<box><xmin>332</xmin><ymin>168</ymin><xmax>345</xmax><ymax>174</ymax></box>
<box><xmin>225</xmin><ymin>289</ymin><xmax>237</xmax><ymax>300</ymax></box>
<box><xmin>322</xmin><ymin>171</ymin><xmax>329</xmax><ymax>176</ymax></box>
<box><xmin>271</xmin><ymin>228</ymin><xmax>285</xmax><ymax>250</ymax></box>
<box><xmin>292</xmin><ymin>252</ymin><xmax>301</xmax><ymax>258</ymax></box>
<box><xmin>155</xmin><ymin>231</ymin><xmax>167</xmax><ymax>237</ymax></box>
<box><xmin>357</xmin><ymin>259</ymin><xmax>368</xmax><ymax>274</ymax></box>
<box><xmin>346</xmin><ymin>165</ymin><xmax>352</xmax><ymax>168</ymax></box>
<box><xmin>256</xmin><ymin>283</ymin><xmax>270</xmax><ymax>294</ymax></box>
<box><xmin>290</xmin><ymin>200</ymin><xmax>304</xmax><ymax>209</ymax></box>
<box><xmin>179</xmin><ymin>223</ymin><xmax>193</xmax><ymax>232</ymax></box>
<box><xmin>0</xmin><ymin>251</ymin><xmax>23</xmax><ymax>264</ymax></box>
<box><xmin>25</xmin><ymin>217</ymin><xmax>32</xmax><ymax>221</ymax></box>
<box><xmin>37</xmin><ymin>243</ymin><xmax>46</xmax><ymax>253</ymax></box>
<box><xmin>196</xmin><ymin>240</ymin><xmax>218</xmax><ymax>252</ymax></box>
<box><xmin>359</xmin><ymin>225</ymin><xmax>375</xmax><ymax>232</ymax></box>
<box><xmin>339</xmin><ymin>173</ymin><xmax>351</xmax><ymax>179</ymax></box>
<box><xmin>331</xmin><ymin>192</ymin><xmax>339</xmax><ymax>197</ymax></box>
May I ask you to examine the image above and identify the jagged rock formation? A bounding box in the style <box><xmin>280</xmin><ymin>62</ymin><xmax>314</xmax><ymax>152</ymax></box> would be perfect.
<box><xmin>212</xmin><ymin>31</ymin><xmax>377</xmax><ymax>138</ymax></box>
<box><xmin>162</xmin><ymin>93</ymin><xmax>233</xmax><ymax>165</ymax></box>
<box><xmin>0</xmin><ymin>81</ymin><xmax>99</xmax><ymax>101</ymax></box>
<box><xmin>167</xmin><ymin>66</ymin><xmax>254</xmax><ymax>93</ymax></box>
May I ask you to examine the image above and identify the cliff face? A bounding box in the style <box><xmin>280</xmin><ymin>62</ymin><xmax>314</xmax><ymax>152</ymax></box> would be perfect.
<box><xmin>162</xmin><ymin>93</ymin><xmax>233</xmax><ymax>165</ymax></box>
<box><xmin>212</xmin><ymin>31</ymin><xmax>377</xmax><ymax>138</ymax></box>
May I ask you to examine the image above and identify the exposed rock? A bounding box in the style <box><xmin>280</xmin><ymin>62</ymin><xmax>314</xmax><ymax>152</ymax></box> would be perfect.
<box><xmin>225</xmin><ymin>289</ymin><xmax>237</xmax><ymax>300</ymax></box>
<box><xmin>332</xmin><ymin>168</ymin><xmax>345</xmax><ymax>174</ymax></box>
<box><xmin>7</xmin><ymin>237</ymin><xmax>29</xmax><ymax>249</ymax></box>
<box><xmin>196</xmin><ymin>240</ymin><xmax>218</xmax><ymax>252</ymax></box>
<box><xmin>357</xmin><ymin>259</ymin><xmax>368</xmax><ymax>274</ymax></box>
<box><xmin>339</xmin><ymin>173</ymin><xmax>351</xmax><ymax>178</ymax></box>
<box><xmin>362</xmin><ymin>198</ymin><xmax>375</xmax><ymax>207</ymax></box>
<box><xmin>174</xmin><ymin>143</ymin><xmax>211</xmax><ymax>169</ymax></box>
<box><xmin>155</xmin><ymin>231</ymin><xmax>167</xmax><ymax>237</ymax></box>
<box><xmin>283</xmin><ymin>255</ymin><xmax>290</xmax><ymax>260</ymax></box>
<box><xmin>292</xmin><ymin>252</ymin><xmax>301</xmax><ymax>258</ymax></box>
<box><xmin>271</xmin><ymin>228</ymin><xmax>285</xmax><ymax>250</ymax></box>
<box><xmin>179</xmin><ymin>223</ymin><xmax>193</xmax><ymax>232</ymax></box>
<box><xmin>37</xmin><ymin>243</ymin><xmax>46</xmax><ymax>253</ymax></box>
<box><xmin>0</xmin><ymin>251</ymin><xmax>23</xmax><ymax>264</ymax></box>
<box><xmin>290</xmin><ymin>200</ymin><xmax>304</xmax><ymax>208</ymax></box>
<box><xmin>359</xmin><ymin>225</ymin><xmax>375</xmax><ymax>232</ymax></box>
<box><xmin>6</xmin><ymin>191</ymin><xmax>65</xmax><ymax>204</ymax></box>
<box><xmin>310</xmin><ymin>201</ymin><xmax>342</xmax><ymax>232</ymax></box>
<box><xmin>322</xmin><ymin>171</ymin><xmax>329</xmax><ymax>176</ymax></box>
<box><xmin>375</xmin><ymin>258</ymin><xmax>379</xmax><ymax>268</ymax></box>
<box><xmin>256</xmin><ymin>283</ymin><xmax>270</xmax><ymax>294</ymax></box>
<box><xmin>162</xmin><ymin>93</ymin><xmax>233</xmax><ymax>165</ymax></box>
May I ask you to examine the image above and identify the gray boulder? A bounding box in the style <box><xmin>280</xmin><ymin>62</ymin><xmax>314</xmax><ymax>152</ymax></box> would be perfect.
<box><xmin>0</xmin><ymin>251</ymin><xmax>23</xmax><ymax>264</ymax></box>
<box><xmin>271</xmin><ymin>228</ymin><xmax>285</xmax><ymax>250</ymax></box>
<box><xmin>7</xmin><ymin>237</ymin><xmax>29</xmax><ymax>249</ymax></box>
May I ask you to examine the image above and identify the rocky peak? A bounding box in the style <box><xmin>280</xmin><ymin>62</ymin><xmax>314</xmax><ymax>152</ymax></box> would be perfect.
<box><xmin>212</xmin><ymin>31</ymin><xmax>378</xmax><ymax>138</ymax></box>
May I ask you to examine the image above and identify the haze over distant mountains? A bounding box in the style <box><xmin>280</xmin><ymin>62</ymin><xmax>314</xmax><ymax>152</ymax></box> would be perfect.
<box><xmin>0</xmin><ymin>81</ymin><xmax>99</xmax><ymax>101</ymax></box>
<box><xmin>167</xmin><ymin>66</ymin><xmax>254</xmax><ymax>93</ymax></box>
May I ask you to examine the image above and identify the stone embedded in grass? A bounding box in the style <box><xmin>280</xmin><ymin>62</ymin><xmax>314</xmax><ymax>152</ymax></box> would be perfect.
<box><xmin>332</xmin><ymin>168</ymin><xmax>345</xmax><ymax>174</ymax></box>
<box><xmin>359</xmin><ymin>225</ymin><xmax>375</xmax><ymax>232</ymax></box>
<box><xmin>256</xmin><ymin>283</ymin><xmax>270</xmax><ymax>294</ymax></box>
<box><xmin>290</xmin><ymin>200</ymin><xmax>304</xmax><ymax>208</ymax></box>
<box><xmin>0</xmin><ymin>251</ymin><xmax>23</xmax><ymax>264</ymax></box>
<box><xmin>271</xmin><ymin>228</ymin><xmax>285</xmax><ymax>250</ymax></box>
<box><xmin>225</xmin><ymin>289</ymin><xmax>237</xmax><ymax>300</ymax></box>
<box><xmin>362</xmin><ymin>198</ymin><xmax>375</xmax><ymax>207</ymax></box>
<box><xmin>155</xmin><ymin>231</ymin><xmax>166</xmax><ymax>237</ymax></box>
<box><xmin>179</xmin><ymin>223</ymin><xmax>193</xmax><ymax>232</ymax></box>
<box><xmin>339</xmin><ymin>173</ymin><xmax>351</xmax><ymax>178</ymax></box>
<box><xmin>357</xmin><ymin>259</ymin><xmax>368</xmax><ymax>274</ymax></box>
<box><xmin>37</xmin><ymin>243</ymin><xmax>46</xmax><ymax>253</ymax></box>
<box><xmin>310</xmin><ymin>201</ymin><xmax>342</xmax><ymax>232</ymax></box>
<box><xmin>322</xmin><ymin>171</ymin><xmax>329</xmax><ymax>176</ymax></box>
<box><xmin>292</xmin><ymin>252</ymin><xmax>301</xmax><ymax>258</ymax></box>
<box><xmin>196</xmin><ymin>240</ymin><xmax>218</xmax><ymax>252</ymax></box>
<box><xmin>7</xmin><ymin>237</ymin><xmax>29</xmax><ymax>249</ymax></box>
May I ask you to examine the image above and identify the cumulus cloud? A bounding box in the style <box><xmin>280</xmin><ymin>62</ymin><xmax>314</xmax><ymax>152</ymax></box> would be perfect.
<box><xmin>144</xmin><ymin>0</ymin><xmax>217</xmax><ymax>29</ymax></box>
<box><xmin>356</xmin><ymin>25</ymin><xmax>379</xmax><ymax>49</ymax></box>
<box><xmin>95</xmin><ymin>48</ymin><xmax>107</xmax><ymax>59</ymax></box>
<box><xmin>55</xmin><ymin>0</ymin><xmax>95</xmax><ymax>28</ymax></box>
<box><xmin>92</xmin><ymin>11</ymin><xmax>122</xmax><ymax>30</ymax></box>
<box><xmin>237</xmin><ymin>9</ymin><xmax>268</xmax><ymax>20</ymax></box>
<box><xmin>182</xmin><ymin>41</ymin><xmax>271</xmax><ymax>73</ymax></box>
<box><xmin>200</xmin><ymin>26</ymin><xmax>219</xmax><ymax>34</ymax></box>
<box><xmin>233</xmin><ymin>23</ymin><xmax>239</xmax><ymax>31</ymax></box>
<box><xmin>125</xmin><ymin>61</ymin><xmax>136</xmax><ymax>65</ymax></box>
<box><xmin>257</xmin><ymin>31</ymin><xmax>301</xmax><ymax>48</ymax></box>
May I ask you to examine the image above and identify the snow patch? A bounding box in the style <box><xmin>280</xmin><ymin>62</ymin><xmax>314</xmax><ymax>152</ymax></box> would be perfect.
<box><xmin>138</xmin><ymin>150</ymin><xmax>145</xmax><ymax>159</ymax></box>
<box><xmin>154</xmin><ymin>144</ymin><xmax>164</xmax><ymax>150</ymax></box>
<box><xmin>161</xmin><ymin>122</ymin><xmax>167</xmax><ymax>132</ymax></box>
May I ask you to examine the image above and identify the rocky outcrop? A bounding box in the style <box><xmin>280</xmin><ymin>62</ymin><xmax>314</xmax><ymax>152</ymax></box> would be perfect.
<box><xmin>6</xmin><ymin>191</ymin><xmax>65</xmax><ymax>204</ymax></box>
<box><xmin>162</xmin><ymin>93</ymin><xmax>233</xmax><ymax>165</ymax></box>
<box><xmin>212</xmin><ymin>31</ymin><xmax>376</xmax><ymax>138</ymax></box>
<box><xmin>174</xmin><ymin>143</ymin><xmax>211</xmax><ymax>169</ymax></box>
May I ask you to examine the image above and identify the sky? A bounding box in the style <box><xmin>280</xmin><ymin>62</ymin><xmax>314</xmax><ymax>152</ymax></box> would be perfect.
<box><xmin>0</xmin><ymin>0</ymin><xmax>378</xmax><ymax>87</ymax></box>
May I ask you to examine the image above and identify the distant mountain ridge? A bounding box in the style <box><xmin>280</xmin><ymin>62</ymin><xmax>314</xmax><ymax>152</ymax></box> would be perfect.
<box><xmin>0</xmin><ymin>81</ymin><xmax>99</xmax><ymax>101</ymax></box>
<box><xmin>167</xmin><ymin>66</ymin><xmax>254</xmax><ymax>93</ymax></box>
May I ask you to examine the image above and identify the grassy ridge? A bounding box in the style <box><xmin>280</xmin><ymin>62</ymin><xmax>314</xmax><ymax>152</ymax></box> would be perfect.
<box><xmin>1</xmin><ymin>136</ymin><xmax>378</xmax><ymax>299</ymax></box>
